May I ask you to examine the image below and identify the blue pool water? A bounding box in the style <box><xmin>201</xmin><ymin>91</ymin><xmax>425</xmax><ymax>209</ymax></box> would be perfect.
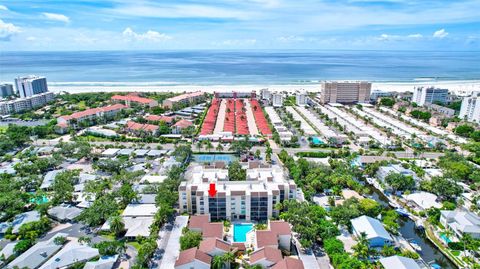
<box><xmin>233</xmin><ymin>223</ymin><xmax>253</xmax><ymax>242</ymax></box>
<box><xmin>194</xmin><ymin>154</ymin><xmax>237</xmax><ymax>164</ymax></box>
<box><xmin>312</xmin><ymin>137</ymin><xmax>324</xmax><ymax>145</ymax></box>
<box><xmin>440</xmin><ymin>233</ymin><xmax>452</xmax><ymax>244</ymax></box>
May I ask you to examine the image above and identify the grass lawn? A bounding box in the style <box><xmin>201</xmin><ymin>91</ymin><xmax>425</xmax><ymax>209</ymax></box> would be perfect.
<box><xmin>128</xmin><ymin>241</ymin><xmax>142</xmax><ymax>251</ymax></box>
<box><xmin>451</xmin><ymin>250</ymin><xmax>461</xmax><ymax>256</ymax></box>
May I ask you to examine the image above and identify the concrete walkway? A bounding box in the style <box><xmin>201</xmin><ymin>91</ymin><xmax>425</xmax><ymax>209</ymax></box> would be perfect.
<box><xmin>213</xmin><ymin>99</ymin><xmax>226</xmax><ymax>134</ymax></box>
<box><xmin>245</xmin><ymin>99</ymin><xmax>259</xmax><ymax>136</ymax></box>
<box><xmin>155</xmin><ymin>216</ymin><xmax>189</xmax><ymax>269</ymax></box>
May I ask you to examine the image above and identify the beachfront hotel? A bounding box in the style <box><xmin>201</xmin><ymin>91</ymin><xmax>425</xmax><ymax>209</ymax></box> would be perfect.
<box><xmin>179</xmin><ymin>162</ymin><xmax>297</xmax><ymax>221</ymax></box>
<box><xmin>319</xmin><ymin>81</ymin><xmax>371</xmax><ymax>104</ymax></box>
<box><xmin>459</xmin><ymin>92</ymin><xmax>480</xmax><ymax>123</ymax></box>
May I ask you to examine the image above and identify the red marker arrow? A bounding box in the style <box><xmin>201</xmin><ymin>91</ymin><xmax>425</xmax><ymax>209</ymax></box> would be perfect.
<box><xmin>208</xmin><ymin>183</ymin><xmax>217</xmax><ymax>197</ymax></box>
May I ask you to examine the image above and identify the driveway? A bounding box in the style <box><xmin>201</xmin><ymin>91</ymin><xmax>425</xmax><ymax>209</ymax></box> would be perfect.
<box><xmin>151</xmin><ymin>215</ymin><xmax>189</xmax><ymax>269</ymax></box>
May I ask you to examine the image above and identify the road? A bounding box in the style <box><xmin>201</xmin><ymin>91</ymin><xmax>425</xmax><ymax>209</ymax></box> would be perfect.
<box><xmin>151</xmin><ymin>215</ymin><xmax>188</xmax><ymax>269</ymax></box>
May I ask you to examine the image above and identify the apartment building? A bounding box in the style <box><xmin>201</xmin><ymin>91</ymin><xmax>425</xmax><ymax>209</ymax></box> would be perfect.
<box><xmin>459</xmin><ymin>93</ymin><xmax>480</xmax><ymax>123</ymax></box>
<box><xmin>111</xmin><ymin>94</ymin><xmax>158</xmax><ymax>107</ymax></box>
<box><xmin>14</xmin><ymin>75</ymin><xmax>48</xmax><ymax>98</ymax></box>
<box><xmin>179</xmin><ymin>162</ymin><xmax>297</xmax><ymax>221</ymax></box>
<box><xmin>0</xmin><ymin>92</ymin><xmax>54</xmax><ymax>115</ymax></box>
<box><xmin>162</xmin><ymin>91</ymin><xmax>206</xmax><ymax>109</ymax></box>
<box><xmin>320</xmin><ymin>81</ymin><xmax>371</xmax><ymax>104</ymax></box>
<box><xmin>57</xmin><ymin>104</ymin><xmax>126</xmax><ymax>127</ymax></box>
<box><xmin>412</xmin><ymin>87</ymin><xmax>448</xmax><ymax>106</ymax></box>
<box><xmin>272</xmin><ymin>93</ymin><xmax>283</xmax><ymax>107</ymax></box>
<box><xmin>295</xmin><ymin>92</ymin><xmax>307</xmax><ymax>106</ymax></box>
<box><xmin>0</xmin><ymin>84</ymin><xmax>14</xmax><ymax>98</ymax></box>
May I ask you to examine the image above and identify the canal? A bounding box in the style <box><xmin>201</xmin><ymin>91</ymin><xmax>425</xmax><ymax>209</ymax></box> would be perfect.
<box><xmin>368</xmin><ymin>189</ymin><xmax>456</xmax><ymax>269</ymax></box>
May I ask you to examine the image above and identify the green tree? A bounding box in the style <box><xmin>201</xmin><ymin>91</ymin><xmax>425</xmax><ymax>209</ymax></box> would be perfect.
<box><xmin>109</xmin><ymin>215</ymin><xmax>125</xmax><ymax>238</ymax></box>
<box><xmin>13</xmin><ymin>239</ymin><xmax>33</xmax><ymax>255</ymax></box>
<box><xmin>78</xmin><ymin>194</ymin><xmax>119</xmax><ymax>226</ymax></box>
<box><xmin>352</xmin><ymin>232</ymin><xmax>371</xmax><ymax>260</ymax></box>
<box><xmin>455</xmin><ymin>124</ymin><xmax>475</xmax><ymax>137</ymax></box>
<box><xmin>228</xmin><ymin>161</ymin><xmax>246</xmax><ymax>181</ymax></box>
<box><xmin>384</xmin><ymin>172</ymin><xmax>415</xmax><ymax>192</ymax></box>
<box><xmin>51</xmin><ymin>170</ymin><xmax>80</xmax><ymax>204</ymax></box>
<box><xmin>179</xmin><ymin>230</ymin><xmax>202</xmax><ymax>251</ymax></box>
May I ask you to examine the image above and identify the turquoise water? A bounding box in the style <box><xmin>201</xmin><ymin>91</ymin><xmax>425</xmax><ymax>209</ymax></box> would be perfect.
<box><xmin>194</xmin><ymin>154</ymin><xmax>237</xmax><ymax>164</ymax></box>
<box><xmin>312</xmin><ymin>137</ymin><xmax>324</xmax><ymax>145</ymax></box>
<box><xmin>29</xmin><ymin>196</ymin><xmax>49</xmax><ymax>204</ymax></box>
<box><xmin>440</xmin><ymin>233</ymin><xmax>452</xmax><ymax>244</ymax></box>
<box><xmin>233</xmin><ymin>223</ymin><xmax>253</xmax><ymax>242</ymax></box>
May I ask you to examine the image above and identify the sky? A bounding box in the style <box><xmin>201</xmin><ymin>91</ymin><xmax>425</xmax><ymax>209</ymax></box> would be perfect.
<box><xmin>0</xmin><ymin>0</ymin><xmax>479</xmax><ymax>51</ymax></box>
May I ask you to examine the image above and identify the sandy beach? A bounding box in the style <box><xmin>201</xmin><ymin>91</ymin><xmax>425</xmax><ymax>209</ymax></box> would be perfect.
<box><xmin>47</xmin><ymin>80</ymin><xmax>480</xmax><ymax>95</ymax></box>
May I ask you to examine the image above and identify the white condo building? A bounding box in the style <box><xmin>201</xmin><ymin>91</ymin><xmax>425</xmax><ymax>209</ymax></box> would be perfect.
<box><xmin>412</xmin><ymin>87</ymin><xmax>448</xmax><ymax>106</ymax></box>
<box><xmin>296</xmin><ymin>92</ymin><xmax>307</xmax><ymax>106</ymax></box>
<box><xmin>14</xmin><ymin>76</ymin><xmax>48</xmax><ymax>98</ymax></box>
<box><xmin>272</xmin><ymin>93</ymin><xmax>283</xmax><ymax>107</ymax></box>
<box><xmin>459</xmin><ymin>93</ymin><xmax>480</xmax><ymax>123</ymax></box>
<box><xmin>179</xmin><ymin>162</ymin><xmax>297</xmax><ymax>221</ymax></box>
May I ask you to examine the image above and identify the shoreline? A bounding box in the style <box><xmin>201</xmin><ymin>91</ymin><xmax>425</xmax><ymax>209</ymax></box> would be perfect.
<box><xmin>46</xmin><ymin>80</ymin><xmax>480</xmax><ymax>95</ymax></box>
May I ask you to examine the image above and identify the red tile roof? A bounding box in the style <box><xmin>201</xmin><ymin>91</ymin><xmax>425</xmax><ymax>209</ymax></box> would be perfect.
<box><xmin>202</xmin><ymin>222</ymin><xmax>224</xmax><ymax>239</ymax></box>
<box><xmin>125</xmin><ymin>121</ymin><xmax>159</xmax><ymax>132</ymax></box>
<box><xmin>111</xmin><ymin>94</ymin><xmax>155</xmax><ymax>105</ymax></box>
<box><xmin>174</xmin><ymin>247</ymin><xmax>211</xmax><ymax>267</ymax></box>
<box><xmin>173</xmin><ymin>119</ymin><xmax>194</xmax><ymax>128</ymax></box>
<box><xmin>200</xmin><ymin>98</ymin><xmax>220</xmax><ymax>135</ymax></box>
<box><xmin>59</xmin><ymin>104</ymin><xmax>126</xmax><ymax>121</ymax></box>
<box><xmin>188</xmin><ymin>215</ymin><xmax>210</xmax><ymax>230</ymax></box>
<box><xmin>270</xmin><ymin>220</ymin><xmax>291</xmax><ymax>236</ymax></box>
<box><xmin>145</xmin><ymin>115</ymin><xmax>174</xmax><ymax>123</ymax></box>
<box><xmin>250</xmin><ymin>247</ymin><xmax>282</xmax><ymax>264</ymax></box>
<box><xmin>232</xmin><ymin>242</ymin><xmax>246</xmax><ymax>251</ymax></box>
<box><xmin>199</xmin><ymin>238</ymin><xmax>231</xmax><ymax>253</ymax></box>
<box><xmin>272</xmin><ymin>257</ymin><xmax>305</xmax><ymax>269</ymax></box>
<box><xmin>256</xmin><ymin>230</ymin><xmax>278</xmax><ymax>248</ymax></box>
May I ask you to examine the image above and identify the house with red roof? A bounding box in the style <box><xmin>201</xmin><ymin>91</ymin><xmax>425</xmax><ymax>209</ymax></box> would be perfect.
<box><xmin>272</xmin><ymin>257</ymin><xmax>305</xmax><ymax>269</ymax></box>
<box><xmin>199</xmin><ymin>238</ymin><xmax>231</xmax><ymax>257</ymax></box>
<box><xmin>251</xmin><ymin>220</ymin><xmax>292</xmax><ymax>250</ymax></box>
<box><xmin>111</xmin><ymin>93</ymin><xmax>158</xmax><ymax>108</ymax></box>
<box><xmin>172</xmin><ymin>119</ymin><xmax>194</xmax><ymax>134</ymax></box>
<box><xmin>250</xmin><ymin>246</ymin><xmax>283</xmax><ymax>268</ymax></box>
<box><xmin>174</xmin><ymin>247</ymin><xmax>211</xmax><ymax>269</ymax></box>
<box><xmin>57</xmin><ymin>104</ymin><xmax>126</xmax><ymax>129</ymax></box>
<box><xmin>145</xmin><ymin>114</ymin><xmax>174</xmax><ymax>124</ymax></box>
<box><xmin>125</xmin><ymin>121</ymin><xmax>159</xmax><ymax>136</ymax></box>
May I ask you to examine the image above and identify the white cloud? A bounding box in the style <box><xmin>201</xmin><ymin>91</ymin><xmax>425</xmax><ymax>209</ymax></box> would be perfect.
<box><xmin>42</xmin><ymin>12</ymin><xmax>70</xmax><ymax>24</ymax></box>
<box><xmin>277</xmin><ymin>35</ymin><xmax>305</xmax><ymax>43</ymax></box>
<box><xmin>408</xmin><ymin>33</ymin><xmax>423</xmax><ymax>39</ymax></box>
<box><xmin>0</xmin><ymin>5</ymin><xmax>8</xmax><ymax>11</ymax></box>
<box><xmin>122</xmin><ymin>27</ymin><xmax>172</xmax><ymax>42</ymax></box>
<box><xmin>0</xmin><ymin>19</ymin><xmax>21</xmax><ymax>41</ymax></box>
<box><xmin>433</xmin><ymin>28</ymin><xmax>448</xmax><ymax>39</ymax></box>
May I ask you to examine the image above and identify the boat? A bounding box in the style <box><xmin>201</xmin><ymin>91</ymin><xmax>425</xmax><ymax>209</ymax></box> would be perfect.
<box><xmin>409</xmin><ymin>240</ymin><xmax>422</xmax><ymax>252</ymax></box>
<box><xmin>415</xmin><ymin>219</ymin><xmax>424</xmax><ymax>230</ymax></box>
<box><xmin>395</xmin><ymin>207</ymin><xmax>410</xmax><ymax>217</ymax></box>
<box><xmin>430</xmin><ymin>264</ymin><xmax>441</xmax><ymax>269</ymax></box>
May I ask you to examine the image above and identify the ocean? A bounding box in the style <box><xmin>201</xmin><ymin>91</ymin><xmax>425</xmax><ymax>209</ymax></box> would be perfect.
<box><xmin>1</xmin><ymin>50</ymin><xmax>480</xmax><ymax>86</ymax></box>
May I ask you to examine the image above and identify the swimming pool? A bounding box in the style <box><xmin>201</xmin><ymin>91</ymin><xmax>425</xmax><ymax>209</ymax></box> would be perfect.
<box><xmin>233</xmin><ymin>223</ymin><xmax>253</xmax><ymax>242</ymax></box>
<box><xmin>311</xmin><ymin>137</ymin><xmax>324</xmax><ymax>145</ymax></box>
<box><xmin>440</xmin><ymin>233</ymin><xmax>452</xmax><ymax>244</ymax></box>
<box><xmin>194</xmin><ymin>154</ymin><xmax>237</xmax><ymax>164</ymax></box>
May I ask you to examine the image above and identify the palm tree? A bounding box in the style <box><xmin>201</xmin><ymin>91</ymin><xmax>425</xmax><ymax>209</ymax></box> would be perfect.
<box><xmin>222</xmin><ymin>251</ymin><xmax>236</xmax><ymax>269</ymax></box>
<box><xmin>212</xmin><ymin>255</ymin><xmax>224</xmax><ymax>269</ymax></box>
<box><xmin>109</xmin><ymin>215</ymin><xmax>125</xmax><ymax>238</ymax></box>
<box><xmin>196</xmin><ymin>141</ymin><xmax>203</xmax><ymax>152</ymax></box>
<box><xmin>206</xmin><ymin>140</ymin><xmax>214</xmax><ymax>152</ymax></box>
<box><xmin>216</xmin><ymin>143</ymin><xmax>224</xmax><ymax>152</ymax></box>
<box><xmin>352</xmin><ymin>232</ymin><xmax>370</xmax><ymax>260</ymax></box>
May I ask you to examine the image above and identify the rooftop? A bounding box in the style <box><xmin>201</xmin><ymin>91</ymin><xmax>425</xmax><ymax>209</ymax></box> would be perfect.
<box><xmin>250</xmin><ymin>246</ymin><xmax>282</xmax><ymax>264</ymax></box>
<box><xmin>351</xmin><ymin>215</ymin><xmax>392</xmax><ymax>241</ymax></box>
<box><xmin>379</xmin><ymin>255</ymin><xmax>422</xmax><ymax>269</ymax></box>
<box><xmin>174</xmin><ymin>247</ymin><xmax>211</xmax><ymax>267</ymax></box>
<box><xmin>59</xmin><ymin>104</ymin><xmax>126</xmax><ymax>121</ymax></box>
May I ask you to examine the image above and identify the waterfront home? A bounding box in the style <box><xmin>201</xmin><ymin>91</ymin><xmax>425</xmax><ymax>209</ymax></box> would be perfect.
<box><xmin>379</xmin><ymin>255</ymin><xmax>422</xmax><ymax>269</ymax></box>
<box><xmin>174</xmin><ymin>247</ymin><xmax>211</xmax><ymax>269</ymax></box>
<box><xmin>376</xmin><ymin>164</ymin><xmax>418</xmax><ymax>182</ymax></box>
<box><xmin>351</xmin><ymin>215</ymin><xmax>394</xmax><ymax>248</ymax></box>
<box><xmin>440</xmin><ymin>210</ymin><xmax>480</xmax><ymax>239</ymax></box>
<box><xmin>403</xmin><ymin>191</ymin><xmax>442</xmax><ymax>211</ymax></box>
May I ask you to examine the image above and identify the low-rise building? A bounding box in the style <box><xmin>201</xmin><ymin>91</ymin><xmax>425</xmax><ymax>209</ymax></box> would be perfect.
<box><xmin>39</xmin><ymin>241</ymin><xmax>99</xmax><ymax>269</ymax></box>
<box><xmin>376</xmin><ymin>164</ymin><xmax>418</xmax><ymax>182</ymax></box>
<box><xmin>57</xmin><ymin>104</ymin><xmax>126</xmax><ymax>128</ymax></box>
<box><xmin>163</xmin><ymin>91</ymin><xmax>206</xmax><ymax>109</ymax></box>
<box><xmin>174</xmin><ymin>247</ymin><xmax>211</xmax><ymax>269</ymax></box>
<box><xmin>111</xmin><ymin>93</ymin><xmax>158</xmax><ymax>107</ymax></box>
<box><xmin>48</xmin><ymin>204</ymin><xmax>83</xmax><ymax>223</ymax></box>
<box><xmin>250</xmin><ymin>247</ymin><xmax>282</xmax><ymax>268</ymax></box>
<box><xmin>403</xmin><ymin>191</ymin><xmax>441</xmax><ymax>211</ymax></box>
<box><xmin>172</xmin><ymin>119</ymin><xmax>194</xmax><ymax>134</ymax></box>
<box><xmin>0</xmin><ymin>92</ymin><xmax>54</xmax><ymax>115</ymax></box>
<box><xmin>0</xmin><ymin>210</ymin><xmax>41</xmax><ymax>234</ymax></box>
<box><xmin>272</xmin><ymin>257</ymin><xmax>305</xmax><ymax>269</ymax></box>
<box><xmin>198</xmin><ymin>237</ymin><xmax>231</xmax><ymax>256</ymax></box>
<box><xmin>379</xmin><ymin>255</ymin><xmax>422</xmax><ymax>269</ymax></box>
<box><xmin>351</xmin><ymin>215</ymin><xmax>393</xmax><ymax>247</ymax></box>
<box><xmin>125</xmin><ymin>121</ymin><xmax>159</xmax><ymax>136</ymax></box>
<box><xmin>440</xmin><ymin>210</ymin><xmax>480</xmax><ymax>239</ymax></box>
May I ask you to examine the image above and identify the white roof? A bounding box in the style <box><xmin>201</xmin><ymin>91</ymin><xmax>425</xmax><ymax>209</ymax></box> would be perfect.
<box><xmin>351</xmin><ymin>215</ymin><xmax>392</xmax><ymax>242</ymax></box>
<box><xmin>101</xmin><ymin>217</ymin><xmax>154</xmax><ymax>238</ymax></box>
<box><xmin>101</xmin><ymin>148</ymin><xmax>119</xmax><ymax>156</ymax></box>
<box><xmin>286</xmin><ymin>106</ymin><xmax>317</xmax><ymax>136</ymax></box>
<box><xmin>39</xmin><ymin>241</ymin><xmax>99</xmax><ymax>269</ymax></box>
<box><xmin>83</xmin><ymin>255</ymin><xmax>118</xmax><ymax>269</ymax></box>
<box><xmin>134</xmin><ymin>149</ymin><xmax>149</xmax><ymax>156</ymax></box>
<box><xmin>404</xmin><ymin>191</ymin><xmax>441</xmax><ymax>210</ymax></box>
<box><xmin>41</xmin><ymin>169</ymin><xmax>64</xmax><ymax>189</ymax></box>
<box><xmin>117</xmin><ymin>148</ymin><xmax>134</xmax><ymax>155</ymax></box>
<box><xmin>0</xmin><ymin>241</ymin><xmax>18</xmax><ymax>261</ymax></box>
<box><xmin>140</xmin><ymin>175</ymin><xmax>167</xmax><ymax>184</ymax></box>
<box><xmin>379</xmin><ymin>255</ymin><xmax>421</xmax><ymax>269</ymax></box>
<box><xmin>8</xmin><ymin>233</ymin><xmax>67</xmax><ymax>269</ymax></box>
<box><xmin>48</xmin><ymin>204</ymin><xmax>84</xmax><ymax>221</ymax></box>
<box><xmin>122</xmin><ymin>204</ymin><xmax>157</xmax><ymax>217</ymax></box>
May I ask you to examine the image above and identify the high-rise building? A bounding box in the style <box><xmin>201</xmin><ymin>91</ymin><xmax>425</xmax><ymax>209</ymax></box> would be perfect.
<box><xmin>320</xmin><ymin>81</ymin><xmax>371</xmax><ymax>104</ymax></box>
<box><xmin>459</xmin><ymin>93</ymin><xmax>480</xmax><ymax>123</ymax></box>
<box><xmin>271</xmin><ymin>93</ymin><xmax>283</xmax><ymax>107</ymax></box>
<box><xmin>412</xmin><ymin>87</ymin><xmax>448</xmax><ymax>106</ymax></box>
<box><xmin>0</xmin><ymin>92</ymin><xmax>54</xmax><ymax>115</ymax></box>
<box><xmin>296</xmin><ymin>92</ymin><xmax>307</xmax><ymax>106</ymax></box>
<box><xmin>179</xmin><ymin>162</ymin><xmax>297</xmax><ymax>221</ymax></box>
<box><xmin>0</xmin><ymin>84</ymin><xmax>14</xmax><ymax>98</ymax></box>
<box><xmin>14</xmin><ymin>75</ymin><xmax>48</xmax><ymax>98</ymax></box>
<box><xmin>260</xmin><ymin>89</ymin><xmax>271</xmax><ymax>101</ymax></box>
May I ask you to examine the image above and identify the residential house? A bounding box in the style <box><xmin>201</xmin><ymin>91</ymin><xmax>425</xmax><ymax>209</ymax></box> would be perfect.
<box><xmin>198</xmin><ymin>238</ymin><xmax>231</xmax><ymax>257</ymax></box>
<box><xmin>125</xmin><ymin>121</ymin><xmax>159</xmax><ymax>136</ymax></box>
<box><xmin>174</xmin><ymin>247</ymin><xmax>211</xmax><ymax>269</ymax></box>
<box><xmin>271</xmin><ymin>257</ymin><xmax>305</xmax><ymax>269</ymax></box>
<box><xmin>172</xmin><ymin>119</ymin><xmax>194</xmax><ymax>134</ymax></box>
<box><xmin>39</xmin><ymin>241</ymin><xmax>99</xmax><ymax>269</ymax></box>
<box><xmin>47</xmin><ymin>204</ymin><xmax>83</xmax><ymax>223</ymax></box>
<box><xmin>249</xmin><ymin>247</ymin><xmax>283</xmax><ymax>268</ymax></box>
<box><xmin>351</xmin><ymin>215</ymin><xmax>394</xmax><ymax>247</ymax></box>
<box><xmin>83</xmin><ymin>255</ymin><xmax>119</xmax><ymax>269</ymax></box>
<box><xmin>379</xmin><ymin>255</ymin><xmax>422</xmax><ymax>269</ymax></box>
<box><xmin>440</xmin><ymin>210</ymin><xmax>480</xmax><ymax>239</ymax></box>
